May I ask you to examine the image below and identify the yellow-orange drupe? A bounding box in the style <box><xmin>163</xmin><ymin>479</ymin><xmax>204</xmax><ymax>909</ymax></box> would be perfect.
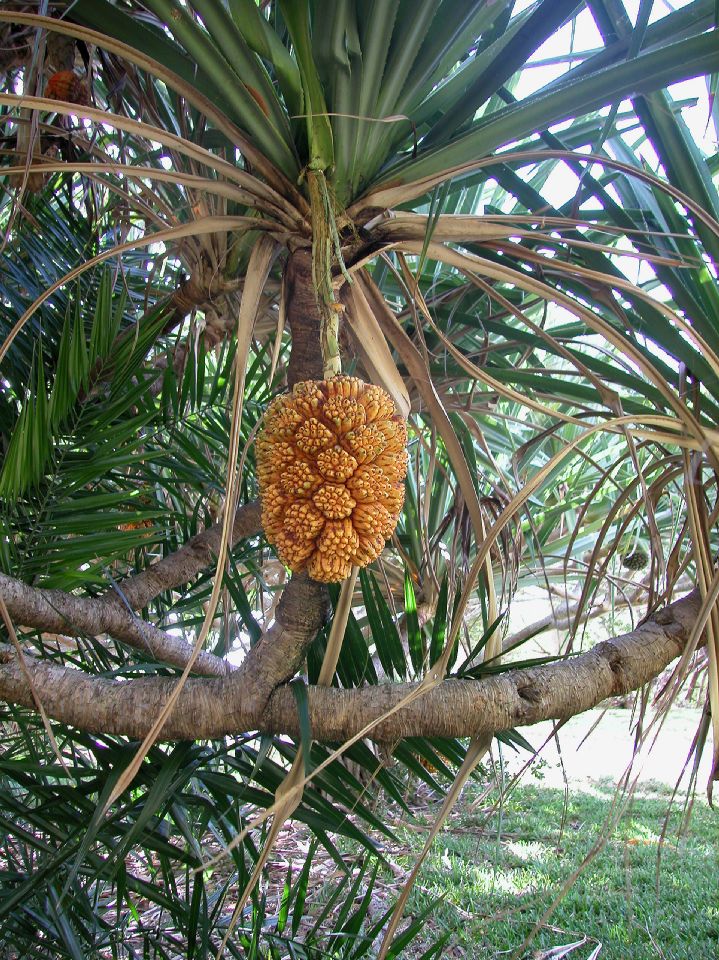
<box><xmin>257</xmin><ymin>376</ymin><xmax>407</xmax><ymax>582</ymax></box>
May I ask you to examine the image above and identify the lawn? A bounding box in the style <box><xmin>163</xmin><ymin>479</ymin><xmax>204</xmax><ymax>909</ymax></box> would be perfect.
<box><xmin>389</xmin><ymin>778</ymin><xmax>718</xmax><ymax>959</ymax></box>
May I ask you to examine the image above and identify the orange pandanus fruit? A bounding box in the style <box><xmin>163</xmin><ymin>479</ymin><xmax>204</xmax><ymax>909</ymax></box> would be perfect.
<box><xmin>257</xmin><ymin>376</ymin><xmax>408</xmax><ymax>583</ymax></box>
<box><xmin>45</xmin><ymin>70</ymin><xmax>89</xmax><ymax>105</ymax></box>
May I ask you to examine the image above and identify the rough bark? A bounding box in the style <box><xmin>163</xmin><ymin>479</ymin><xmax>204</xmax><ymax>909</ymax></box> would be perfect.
<box><xmin>0</xmin><ymin>589</ymin><xmax>701</xmax><ymax>741</ymax></box>
<box><xmin>284</xmin><ymin>250</ymin><xmax>325</xmax><ymax>388</ymax></box>
<box><xmin>0</xmin><ymin>571</ymin><xmax>229</xmax><ymax>678</ymax></box>
<box><xmin>235</xmin><ymin>572</ymin><xmax>330</xmax><ymax>714</ymax></box>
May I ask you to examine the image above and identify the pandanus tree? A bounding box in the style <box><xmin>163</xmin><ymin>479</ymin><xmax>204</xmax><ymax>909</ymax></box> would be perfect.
<box><xmin>1</xmin><ymin>1</ymin><xmax>718</xmax><ymax>955</ymax></box>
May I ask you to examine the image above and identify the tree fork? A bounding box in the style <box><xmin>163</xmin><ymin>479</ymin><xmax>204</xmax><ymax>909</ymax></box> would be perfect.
<box><xmin>0</xmin><ymin>256</ymin><xmax>333</xmax><ymax>715</ymax></box>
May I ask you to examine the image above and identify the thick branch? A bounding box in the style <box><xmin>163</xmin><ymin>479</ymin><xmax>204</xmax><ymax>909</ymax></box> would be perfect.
<box><xmin>233</xmin><ymin>572</ymin><xmax>330</xmax><ymax>715</ymax></box>
<box><xmin>100</xmin><ymin>500</ymin><xmax>262</xmax><ymax>612</ymax></box>
<box><xmin>0</xmin><ymin>571</ymin><xmax>229</xmax><ymax>678</ymax></box>
<box><xmin>271</xmin><ymin>592</ymin><xmax>699</xmax><ymax>741</ymax></box>
<box><xmin>0</xmin><ymin>590</ymin><xmax>701</xmax><ymax>741</ymax></box>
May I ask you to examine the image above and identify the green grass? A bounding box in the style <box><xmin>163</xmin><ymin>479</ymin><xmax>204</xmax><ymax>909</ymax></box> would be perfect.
<box><xmin>390</xmin><ymin>778</ymin><xmax>719</xmax><ymax>959</ymax></box>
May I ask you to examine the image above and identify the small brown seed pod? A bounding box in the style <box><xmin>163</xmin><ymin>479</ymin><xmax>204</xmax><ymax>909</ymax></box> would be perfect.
<box><xmin>45</xmin><ymin>70</ymin><xmax>89</xmax><ymax>106</ymax></box>
<box><xmin>257</xmin><ymin>376</ymin><xmax>407</xmax><ymax>582</ymax></box>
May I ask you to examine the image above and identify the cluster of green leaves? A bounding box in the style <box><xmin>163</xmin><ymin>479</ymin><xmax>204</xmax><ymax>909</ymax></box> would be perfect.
<box><xmin>0</xmin><ymin>711</ymin><xmax>452</xmax><ymax>958</ymax></box>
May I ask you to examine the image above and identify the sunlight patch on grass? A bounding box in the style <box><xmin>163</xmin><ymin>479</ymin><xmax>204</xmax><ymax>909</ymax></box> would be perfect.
<box><xmin>392</xmin><ymin>779</ymin><xmax>719</xmax><ymax>959</ymax></box>
<box><xmin>504</xmin><ymin>839</ymin><xmax>552</xmax><ymax>863</ymax></box>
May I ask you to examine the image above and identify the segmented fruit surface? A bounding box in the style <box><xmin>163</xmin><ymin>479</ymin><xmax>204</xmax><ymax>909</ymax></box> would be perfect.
<box><xmin>257</xmin><ymin>376</ymin><xmax>407</xmax><ymax>582</ymax></box>
<box><xmin>45</xmin><ymin>70</ymin><xmax>89</xmax><ymax>105</ymax></box>
<box><xmin>621</xmin><ymin>549</ymin><xmax>648</xmax><ymax>571</ymax></box>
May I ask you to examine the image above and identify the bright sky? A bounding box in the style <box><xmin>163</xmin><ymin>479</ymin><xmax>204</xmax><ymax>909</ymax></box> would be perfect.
<box><xmin>513</xmin><ymin>0</ymin><xmax>716</xmax><ymax>173</ymax></box>
<box><xmin>497</xmin><ymin>0</ymin><xmax>717</xmax><ymax>292</ymax></box>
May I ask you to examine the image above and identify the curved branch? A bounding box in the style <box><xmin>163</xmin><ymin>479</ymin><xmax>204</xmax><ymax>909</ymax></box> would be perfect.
<box><xmin>234</xmin><ymin>572</ymin><xmax>330</xmax><ymax>715</ymax></box>
<box><xmin>0</xmin><ymin>572</ymin><xmax>229</xmax><ymax>678</ymax></box>
<box><xmin>0</xmin><ymin>502</ymin><xmax>262</xmax><ymax>678</ymax></box>
<box><xmin>0</xmin><ymin>590</ymin><xmax>701</xmax><ymax>741</ymax></box>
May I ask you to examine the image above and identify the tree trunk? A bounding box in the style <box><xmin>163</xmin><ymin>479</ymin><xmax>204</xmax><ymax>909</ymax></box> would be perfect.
<box><xmin>285</xmin><ymin>249</ymin><xmax>325</xmax><ymax>387</ymax></box>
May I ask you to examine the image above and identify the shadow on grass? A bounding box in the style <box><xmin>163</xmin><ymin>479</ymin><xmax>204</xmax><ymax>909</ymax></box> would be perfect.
<box><xmin>393</xmin><ymin>780</ymin><xmax>719</xmax><ymax>959</ymax></box>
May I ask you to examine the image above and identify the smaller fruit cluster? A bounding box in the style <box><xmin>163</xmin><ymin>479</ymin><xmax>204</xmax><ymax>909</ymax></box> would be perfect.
<box><xmin>257</xmin><ymin>376</ymin><xmax>408</xmax><ymax>582</ymax></box>
<box><xmin>45</xmin><ymin>70</ymin><xmax>89</xmax><ymax>106</ymax></box>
